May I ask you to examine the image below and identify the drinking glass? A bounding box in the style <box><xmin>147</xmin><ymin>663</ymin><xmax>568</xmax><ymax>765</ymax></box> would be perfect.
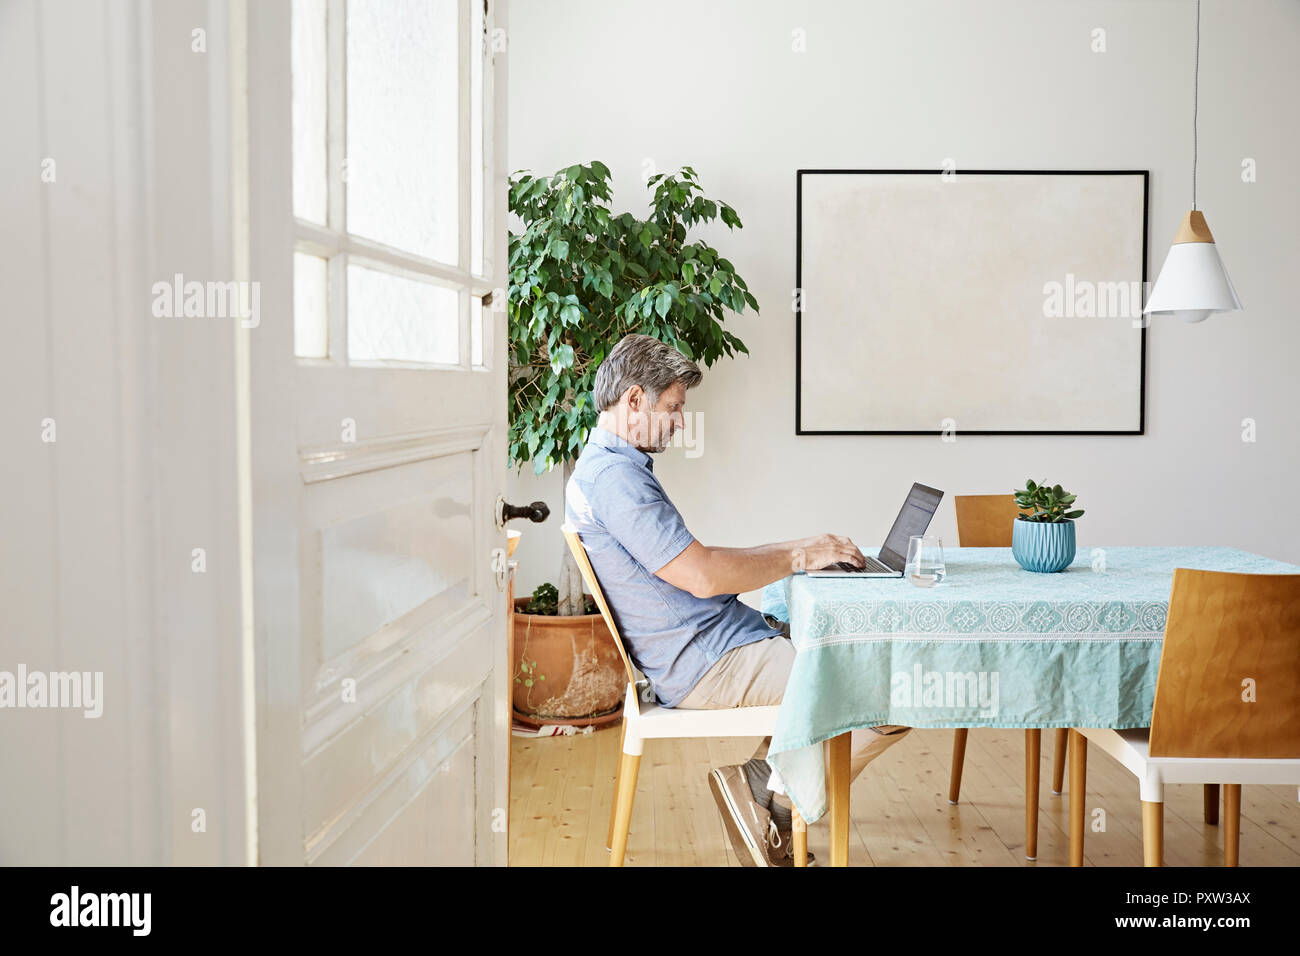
<box><xmin>905</xmin><ymin>535</ymin><xmax>946</xmax><ymax>587</ymax></box>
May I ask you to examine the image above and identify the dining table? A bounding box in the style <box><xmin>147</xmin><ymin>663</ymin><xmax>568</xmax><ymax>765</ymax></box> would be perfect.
<box><xmin>758</xmin><ymin>544</ymin><xmax>1300</xmax><ymax>867</ymax></box>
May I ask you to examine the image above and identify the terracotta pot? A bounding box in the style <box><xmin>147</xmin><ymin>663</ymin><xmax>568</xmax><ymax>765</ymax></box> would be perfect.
<box><xmin>511</xmin><ymin>597</ymin><xmax>625</xmax><ymax>727</ymax></box>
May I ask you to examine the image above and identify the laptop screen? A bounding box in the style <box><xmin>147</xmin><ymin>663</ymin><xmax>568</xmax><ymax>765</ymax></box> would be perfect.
<box><xmin>879</xmin><ymin>483</ymin><xmax>944</xmax><ymax>570</ymax></box>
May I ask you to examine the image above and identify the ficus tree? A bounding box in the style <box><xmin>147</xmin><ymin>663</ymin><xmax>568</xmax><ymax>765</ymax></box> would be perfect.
<box><xmin>508</xmin><ymin>160</ymin><xmax>760</xmax><ymax>615</ymax></box>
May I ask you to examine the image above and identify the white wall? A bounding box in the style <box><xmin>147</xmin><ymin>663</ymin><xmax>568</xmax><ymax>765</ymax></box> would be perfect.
<box><xmin>506</xmin><ymin>0</ymin><xmax>1300</xmax><ymax>606</ymax></box>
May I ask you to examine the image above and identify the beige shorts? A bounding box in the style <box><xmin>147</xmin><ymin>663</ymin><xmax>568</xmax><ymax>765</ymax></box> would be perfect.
<box><xmin>676</xmin><ymin>632</ymin><xmax>797</xmax><ymax>709</ymax></box>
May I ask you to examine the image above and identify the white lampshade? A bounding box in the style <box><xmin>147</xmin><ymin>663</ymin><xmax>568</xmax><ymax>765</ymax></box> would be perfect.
<box><xmin>1143</xmin><ymin>210</ymin><xmax>1242</xmax><ymax>323</ymax></box>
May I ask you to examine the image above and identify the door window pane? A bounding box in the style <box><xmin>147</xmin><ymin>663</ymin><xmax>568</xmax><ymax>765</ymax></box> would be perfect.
<box><xmin>291</xmin><ymin>0</ymin><xmax>327</xmax><ymax>224</ymax></box>
<box><xmin>294</xmin><ymin>252</ymin><xmax>329</xmax><ymax>358</ymax></box>
<box><xmin>346</xmin><ymin>0</ymin><xmax>459</xmax><ymax>263</ymax></box>
<box><xmin>348</xmin><ymin>263</ymin><xmax>459</xmax><ymax>365</ymax></box>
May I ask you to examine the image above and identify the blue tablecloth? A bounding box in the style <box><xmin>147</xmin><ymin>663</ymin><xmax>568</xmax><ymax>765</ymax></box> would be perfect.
<box><xmin>758</xmin><ymin>545</ymin><xmax>1300</xmax><ymax>824</ymax></box>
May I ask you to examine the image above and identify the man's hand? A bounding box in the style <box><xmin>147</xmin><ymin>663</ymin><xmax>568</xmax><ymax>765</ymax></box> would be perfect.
<box><xmin>791</xmin><ymin>534</ymin><xmax>867</xmax><ymax>572</ymax></box>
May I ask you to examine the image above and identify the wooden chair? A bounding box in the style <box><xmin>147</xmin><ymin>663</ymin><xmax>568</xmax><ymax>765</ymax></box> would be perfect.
<box><xmin>949</xmin><ymin>493</ymin><xmax>1067</xmax><ymax>860</ymax></box>
<box><xmin>1069</xmin><ymin>568</ymin><xmax>1300</xmax><ymax>866</ymax></box>
<box><xmin>561</xmin><ymin>522</ymin><xmax>808</xmax><ymax>867</ymax></box>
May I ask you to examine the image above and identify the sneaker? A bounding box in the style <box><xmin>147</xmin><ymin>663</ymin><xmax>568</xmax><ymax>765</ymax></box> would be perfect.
<box><xmin>708</xmin><ymin>764</ymin><xmax>772</xmax><ymax>866</ymax></box>
<box><xmin>765</xmin><ymin>818</ymin><xmax>817</xmax><ymax>867</ymax></box>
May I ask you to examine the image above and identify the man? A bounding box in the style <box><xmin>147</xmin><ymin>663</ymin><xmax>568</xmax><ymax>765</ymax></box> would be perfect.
<box><xmin>565</xmin><ymin>333</ymin><xmax>910</xmax><ymax>866</ymax></box>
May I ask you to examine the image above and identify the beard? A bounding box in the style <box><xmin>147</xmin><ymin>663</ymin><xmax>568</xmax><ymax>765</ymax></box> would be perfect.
<box><xmin>632</xmin><ymin>421</ymin><xmax>673</xmax><ymax>453</ymax></box>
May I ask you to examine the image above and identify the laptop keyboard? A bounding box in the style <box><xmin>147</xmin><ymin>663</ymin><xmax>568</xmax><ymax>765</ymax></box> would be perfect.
<box><xmin>824</xmin><ymin>556</ymin><xmax>892</xmax><ymax>573</ymax></box>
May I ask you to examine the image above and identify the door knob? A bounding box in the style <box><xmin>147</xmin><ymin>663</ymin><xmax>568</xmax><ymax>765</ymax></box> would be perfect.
<box><xmin>501</xmin><ymin>500</ymin><xmax>549</xmax><ymax>524</ymax></box>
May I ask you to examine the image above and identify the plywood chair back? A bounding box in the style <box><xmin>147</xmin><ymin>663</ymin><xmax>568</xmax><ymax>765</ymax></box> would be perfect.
<box><xmin>1149</xmin><ymin>568</ymin><xmax>1300</xmax><ymax>759</ymax></box>
<box><xmin>954</xmin><ymin>494</ymin><xmax>1028</xmax><ymax>547</ymax></box>
<box><xmin>561</xmin><ymin>522</ymin><xmax>640</xmax><ymax>689</ymax></box>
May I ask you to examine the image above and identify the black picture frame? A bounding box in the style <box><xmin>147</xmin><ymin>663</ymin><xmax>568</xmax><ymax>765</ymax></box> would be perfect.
<box><xmin>795</xmin><ymin>168</ymin><xmax>1149</xmax><ymax>436</ymax></box>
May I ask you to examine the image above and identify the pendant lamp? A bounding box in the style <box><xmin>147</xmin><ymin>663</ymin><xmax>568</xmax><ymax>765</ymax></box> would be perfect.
<box><xmin>1143</xmin><ymin>0</ymin><xmax>1242</xmax><ymax>323</ymax></box>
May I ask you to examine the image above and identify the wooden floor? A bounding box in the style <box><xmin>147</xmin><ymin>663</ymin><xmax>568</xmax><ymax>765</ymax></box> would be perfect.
<box><xmin>508</xmin><ymin>724</ymin><xmax>1300</xmax><ymax>866</ymax></box>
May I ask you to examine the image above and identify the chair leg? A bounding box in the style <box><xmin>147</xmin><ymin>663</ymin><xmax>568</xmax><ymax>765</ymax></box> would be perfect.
<box><xmin>1025</xmin><ymin>729</ymin><xmax>1041</xmax><ymax>860</ymax></box>
<box><xmin>1141</xmin><ymin>801</ymin><xmax>1164</xmax><ymax>866</ymax></box>
<box><xmin>1203</xmin><ymin>783</ymin><xmax>1220</xmax><ymax>825</ymax></box>
<box><xmin>948</xmin><ymin>728</ymin><xmax>969</xmax><ymax>804</ymax></box>
<box><xmin>606</xmin><ymin>717</ymin><xmax>627</xmax><ymax>851</ymax></box>
<box><xmin>1068</xmin><ymin>729</ymin><xmax>1087</xmax><ymax>867</ymax></box>
<box><xmin>1223</xmin><ymin>784</ymin><xmax>1241</xmax><ymax>867</ymax></box>
<box><xmin>608</xmin><ymin>747</ymin><xmax>641</xmax><ymax>867</ymax></box>
<box><xmin>792</xmin><ymin>808</ymin><xmax>808</xmax><ymax>867</ymax></box>
<box><xmin>1051</xmin><ymin>728</ymin><xmax>1068</xmax><ymax>794</ymax></box>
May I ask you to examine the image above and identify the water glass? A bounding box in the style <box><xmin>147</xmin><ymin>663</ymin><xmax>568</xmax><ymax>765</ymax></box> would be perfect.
<box><xmin>905</xmin><ymin>535</ymin><xmax>946</xmax><ymax>587</ymax></box>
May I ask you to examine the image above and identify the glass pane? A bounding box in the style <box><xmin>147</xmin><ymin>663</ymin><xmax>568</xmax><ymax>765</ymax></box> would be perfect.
<box><xmin>471</xmin><ymin>0</ymin><xmax>484</xmax><ymax>276</ymax></box>
<box><xmin>294</xmin><ymin>253</ymin><xmax>329</xmax><ymax>358</ymax></box>
<box><xmin>291</xmin><ymin>0</ymin><xmax>327</xmax><ymax>223</ymax></box>
<box><xmin>348</xmin><ymin>263</ymin><xmax>458</xmax><ymax>365</ymax></box>
<box><xmin>471</xmin><ymin>294</ymin><xmax>483</xmax><ymax>367</ymax></box>
<box><xmin>346</xmin><ymin>0</ymin><xmax>459</xmax><ymax>262</ymax></box>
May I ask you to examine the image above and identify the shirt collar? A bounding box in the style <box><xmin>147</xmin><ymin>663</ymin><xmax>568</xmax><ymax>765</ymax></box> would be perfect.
<box><xmin>589</xmin><ymin>425</ymin><xmax>654</xmax><ymax>471</ymax></box>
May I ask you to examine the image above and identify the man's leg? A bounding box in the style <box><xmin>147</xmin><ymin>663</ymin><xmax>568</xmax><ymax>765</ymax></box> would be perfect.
<box><xmin>847</xmin><ymin>725</ymin><xmax>911</xmax><ymax>781</ymax></box>
<box><xmin>681</xmin><ymin>636</ymin><xmax>910</xmax><ymax>797</ymax></box>
<box><xmin>677</xmin><ymin>635</ymin><xmax>801</xmax><ymax>864</ymax></box>
<box><xmin>679</xmin><ymin>631</ymin><xmax>910</xmax><ymax>863</ymax></box>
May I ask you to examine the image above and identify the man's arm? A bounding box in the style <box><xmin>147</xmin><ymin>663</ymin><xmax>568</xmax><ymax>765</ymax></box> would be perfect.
<box><xmin>655</xmin><ymin>535</ymin><xmax>866</xmax><ymax>599</ymax></box>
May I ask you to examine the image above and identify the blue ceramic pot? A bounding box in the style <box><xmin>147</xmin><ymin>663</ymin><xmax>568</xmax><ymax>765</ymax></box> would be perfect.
<box><xmin>1012</xmin><ymin>519</ymin><xmax>1076</xmax><ymax>572</ymax></box>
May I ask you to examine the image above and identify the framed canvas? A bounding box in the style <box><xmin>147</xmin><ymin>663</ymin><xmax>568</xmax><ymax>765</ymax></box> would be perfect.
<box><xmin>795</xmin><ymin>169</ymin><xmax>1149</xmax><ymax>435</ymax></box>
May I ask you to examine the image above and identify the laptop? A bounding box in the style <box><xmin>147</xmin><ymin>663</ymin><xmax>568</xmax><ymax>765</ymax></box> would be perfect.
<box><xmin>803</xmin><ymin>482</ymin><xmax>945</xmax><ymax>577</ymax></box>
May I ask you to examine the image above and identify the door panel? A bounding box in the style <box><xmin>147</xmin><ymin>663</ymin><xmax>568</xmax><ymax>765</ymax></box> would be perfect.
<box><xmin>248</xmin><ymin>0</ymin><xmax>509</xmax><ymax>866</ymax></box>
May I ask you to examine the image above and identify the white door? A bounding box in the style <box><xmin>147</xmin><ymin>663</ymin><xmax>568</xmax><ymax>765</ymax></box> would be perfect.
<box><xmin>247</xmin><ymin>0</ymin><xmax>510</xmax><ymax>865</ymax></box>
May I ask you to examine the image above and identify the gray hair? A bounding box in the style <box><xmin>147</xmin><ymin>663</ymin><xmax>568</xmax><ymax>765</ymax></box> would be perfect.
<box><xmin>592</xmin><ymin>333</ymin><xmax>702</xmax><ymax>411</ymax></box>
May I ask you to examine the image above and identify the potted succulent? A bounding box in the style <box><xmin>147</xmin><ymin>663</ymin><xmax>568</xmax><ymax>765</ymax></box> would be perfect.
<box><xmin>1011</xmin><ymin>480</ymin><xmax>1085</xmax><ymax>573</ymax></box>
<box><xmin>507</xmin><ymin>160</ymin><xmax>759</xmax><ymax>725</ymax></box>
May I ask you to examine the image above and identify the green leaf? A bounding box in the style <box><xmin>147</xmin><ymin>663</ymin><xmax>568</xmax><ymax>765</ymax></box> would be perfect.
<box><xmin>638</xmin><ymin>227</ymin><xmax>652</xmax><ymax>248</ymax></box>
<box><xmin>560</xmin><ymin>304</ymin><xmax>581</xmax><ymax>325</ymax></box>
<box><xmin>551</xmin><ymin>239</ymin><xmax>569</xmax><ymax>260</ymax></box>
<box><xmin>550</xmin><ymin>343</ymin><xmax>575</xmax><ymax>373</ymax></box>
<box><xmin>709</xmin><ymin>276</ymin><xmax>722</xmax><ymax>295</ymax></box>
<box><xmin>681</xmin><ymin>260</ymin><xmax>696</xmax><ymax>284</ymax></box>
<box><xmin>655</xmin><ymin>291</ymin><xmax>671</xmax><ymax>318</ymax></box>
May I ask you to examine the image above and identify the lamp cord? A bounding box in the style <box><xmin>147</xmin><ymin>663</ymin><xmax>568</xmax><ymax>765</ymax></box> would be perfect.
<box><xmin>1193</xmin><ymin>0</ymin><xmax>1200</xmax><ymax>210</ymax></box>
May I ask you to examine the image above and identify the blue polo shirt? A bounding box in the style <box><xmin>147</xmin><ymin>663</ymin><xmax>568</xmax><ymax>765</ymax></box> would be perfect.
<box><xmin>564</xmin><ymin>425</ymin><xmax>782</xmax><ymax>707</ymax></box>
